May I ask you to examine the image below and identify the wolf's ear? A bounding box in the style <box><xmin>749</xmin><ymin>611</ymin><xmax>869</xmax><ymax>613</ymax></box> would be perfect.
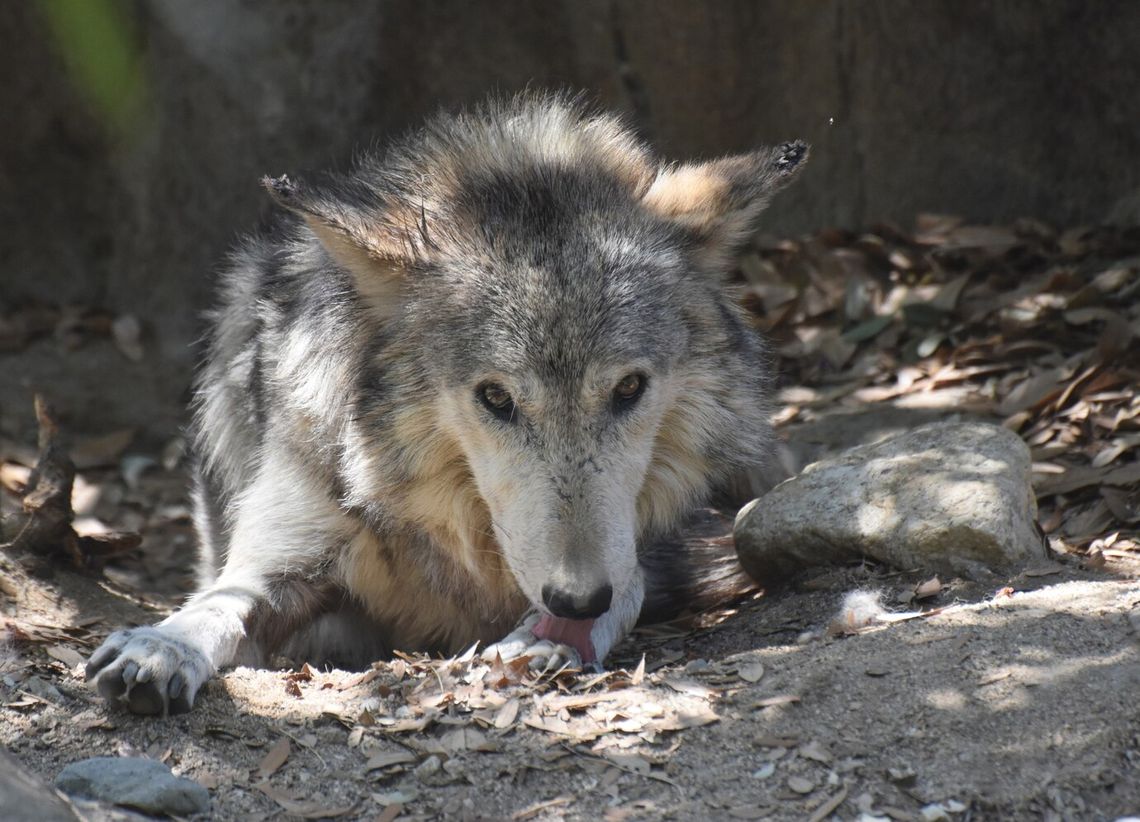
<box><xmin>262</xmin><ymin>172</ymin><xmax>429</xmax><ymax>315</ymax></box>
<box><xmin>642</xmin><ymin>141</ymin><xmax>808</xmax><ymax>267</ymax></box>
<box><xmin>263</xmin><ymin>171</ymin><xmax>430</xmax><ymax>265</ymax></box>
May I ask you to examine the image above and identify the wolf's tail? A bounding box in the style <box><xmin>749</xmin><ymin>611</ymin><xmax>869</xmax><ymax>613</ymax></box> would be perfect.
<box><xmin>638</xmin><ymin>507</ymin><xmax>760</xmax><ymax>625</ymax></box>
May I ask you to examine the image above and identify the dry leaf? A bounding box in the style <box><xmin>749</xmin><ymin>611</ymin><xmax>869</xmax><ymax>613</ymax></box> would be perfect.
<box><xmin>0</xmin><ymin>462</ymin><xmax>30</xmax><ymax>494</ymax></box>
<box><xmin>336</xmin><ymin>668</ymin><xmax>380</xmax><ymax>691</ymax></box>
<box><xmin>439</xmin><ymin>726</ymin><xmax>496</xmax><ymax>753</ymax></box>
<box><xmin>660</xmin><ymin>677</ymin><xmax>717</xmax><ymax>700</ymax></box>
<box><xmin>373</xmin><ymin>790</ymin><xmax>417</xmax><ymax>807</ymax></box>
<box><xmin>604</xmin><ymin>752</ymin><xmax>651</xmax><ymax>775</ymax></box>
<box><xmin>256</xmin><ymin>782</ymin><xmax>355</xmax><ymax>819</ymax></box>
<box><xmin>798</xmin><ymin>740</ymin><xmax>832</xmax><ymax>764</ymax></box>
<box><xmin>913</xmin><ymin>577</ymin><xmax>942</xmax><ymax>599</ymax></box>
<box><xmin>978</xmin><ymin>670</ymin><xmax>1011</xmax><ymax>686</ymax></box>
<box><xmin>511</xmin><ymin>796</ymin><xmax>574</xmax><ymax>820</ymax></box>
<box><xmin>493</xmin><ymin>698</ymin><xmax>520</xmax><ymax>729</ymax></box>
<box><xmin>377</xmin><ymin>715</ymin><xmax>432</xmax><ymax>734</ymax></box>
<box><xmin>807</xmin><ymin>787</ymin><xmax>849</xmax><ymax>822</ymax></box>
<box><xmin>1037</xmin><ymin>461</ymin><xmax>1140</xmax><ymax>497</ymax></box>
<box><xmin>376</xmin><ymin>804</ymin><xmax>403</xmax><ymax>822</ymax></box>
<box><xmin>630</xmin><ymin>654</ymin><xmax>646</xmax><ymax>686</ymax></box>
<box><xmin>364</xmin><ymin>749</ymin><xmax>417</xmax><ymax>771</ymax></box>
<box><xmin>998</xmin><ymin>368</ymin><xmax>1069</xmax><ymax>416</ymax></box>
<box><xmin>258</xmin><ymin>737</ymin><xmax>290</xmax><ymax>779</ymax></box>
<box><xmin>46</xmin><ymin>645</ymin><xmax>85</xmax><ymax>669</ymax></box>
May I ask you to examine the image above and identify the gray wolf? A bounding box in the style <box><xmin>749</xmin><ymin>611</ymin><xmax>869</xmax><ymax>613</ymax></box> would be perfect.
<box><xmin>86</xmin><ymin>93</ymin><xmax>808</xmax><ymax>714</ymax></box>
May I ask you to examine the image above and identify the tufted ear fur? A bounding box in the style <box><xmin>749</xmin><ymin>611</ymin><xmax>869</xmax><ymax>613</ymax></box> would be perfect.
<box><xmin>642</xmin><ymin>141</ymin><xmax>808</xmax><ymax>268</ymax></box>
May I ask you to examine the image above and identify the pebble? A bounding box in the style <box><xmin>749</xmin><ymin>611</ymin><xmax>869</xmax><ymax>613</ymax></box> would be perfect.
<box><xmin>751</xmin><ymin>763</ymin><xmax>776</xmax><ymax>779</ymax></box>
<box><xmin>787</xmin><ymin>775</ymin><xmax>815</xmax><ymax>794</ymax></box>
<box><xmin>414</xmin><ymin>755</ymin><xmax>442</xmax><ymax>781</ymax></box>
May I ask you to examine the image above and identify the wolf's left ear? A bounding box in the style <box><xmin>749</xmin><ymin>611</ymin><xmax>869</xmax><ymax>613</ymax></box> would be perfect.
<box><xmin>642</xmin><ymin>141</ymin><xmax>808</xmax><ymax>267</ymax></box>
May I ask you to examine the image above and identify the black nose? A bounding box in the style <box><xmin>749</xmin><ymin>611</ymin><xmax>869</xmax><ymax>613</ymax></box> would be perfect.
<box><xmin>541</xmin><ymin>583</ymin><xmax>613</xmax><ymax>619</ymax></box>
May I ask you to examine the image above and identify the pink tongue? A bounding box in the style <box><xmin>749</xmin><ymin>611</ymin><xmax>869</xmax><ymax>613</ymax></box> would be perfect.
<box><xmin>532</xmin><ymin>615</ymin><xmax>597</xmax><ymax>663</ymax></box>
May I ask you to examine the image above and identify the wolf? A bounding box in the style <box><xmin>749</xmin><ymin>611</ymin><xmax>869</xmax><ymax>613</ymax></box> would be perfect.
<box><xmin>86</xmin><ymin>93</ymin><xmax>808</xmax><ymax>714</ymax></box>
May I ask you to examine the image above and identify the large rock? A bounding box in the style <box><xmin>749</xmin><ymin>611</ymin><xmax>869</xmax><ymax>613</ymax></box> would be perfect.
<box><xmin>55</xmin><ymin>756</ymin><xmax>210</xmax><ymax>817</ymax></box>
<box><xmin>734</xmin><ymin>421</ymin><xmax>1044</xmax><ymax>582</ymax></box>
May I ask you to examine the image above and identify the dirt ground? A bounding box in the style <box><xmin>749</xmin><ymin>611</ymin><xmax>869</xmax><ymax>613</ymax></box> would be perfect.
<box><xmin>2</xmin><ymin>448</ymin><xmax>1139</xmax><ymax>822</ymax></box>
<box><xmin>2</xmin><ymin>217</ymin><xmax>1138</xmax><ymax>819</ymax></box>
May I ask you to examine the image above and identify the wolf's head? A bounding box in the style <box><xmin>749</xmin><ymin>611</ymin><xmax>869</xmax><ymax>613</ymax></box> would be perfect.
<box><xmin>264</xmin><ymin>95</ymin><xmax>807</xmax><ymax>653</ymax></box>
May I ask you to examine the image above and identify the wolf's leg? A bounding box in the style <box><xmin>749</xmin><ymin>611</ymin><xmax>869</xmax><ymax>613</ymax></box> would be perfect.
<box><xmin>481</xmin><ymin>570</ymin><xmax>645</xmax><ymax>672</ymax></box>
<box><xmin>86</xmin><ymin>452</ymin><xmax>345</xmax><ymax>714</ymax></box>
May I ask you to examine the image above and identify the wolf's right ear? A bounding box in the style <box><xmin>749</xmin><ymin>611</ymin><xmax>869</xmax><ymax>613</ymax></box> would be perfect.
<box><xmin>263</xmin><ymin>173</ymin><xmax>431</xmax><ymax>315</ymax></box>
<box><xmin>642</xmin><ymin>141</ymin><xmax>808</xmax><ymax>269</ymax></box>
<box><xmin>262</xmin><ymin>171</ymin><xmax>428</xmax><ymax>271</ymax></box>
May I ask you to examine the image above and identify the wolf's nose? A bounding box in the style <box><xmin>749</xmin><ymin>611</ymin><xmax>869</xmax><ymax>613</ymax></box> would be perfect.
<box><xmin>541</xmin><ymin>583</ymin><xmax>613</xmax><ymax>619</ymax></box>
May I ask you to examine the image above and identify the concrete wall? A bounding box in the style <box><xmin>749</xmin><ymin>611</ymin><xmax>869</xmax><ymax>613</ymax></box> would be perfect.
<box><xmin>2</xmin><ymin>0</ymin><xmax>1138</xmax><ymax>439</ymax></box>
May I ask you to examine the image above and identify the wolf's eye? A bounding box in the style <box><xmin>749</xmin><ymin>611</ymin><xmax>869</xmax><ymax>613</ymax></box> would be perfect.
<box><xmin>613</xmin><ymin>373</ymin><xmax>646</xmax><ymax>411</ymax></box>
<box><xmin>478</xmin><ymin>382</ymin><xmax>517</xmax><ymax>422</ymax></box>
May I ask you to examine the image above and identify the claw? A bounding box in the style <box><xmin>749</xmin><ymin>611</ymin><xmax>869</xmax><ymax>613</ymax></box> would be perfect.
<box><xmin>121</xmin><ymin>661</ymin><xmax>140</xmax><ymax>690</ymax></box>
<box><xmin>85</xmin><ymin>639</ymin><xmax>123</xmax><ymax>679</ymax></box>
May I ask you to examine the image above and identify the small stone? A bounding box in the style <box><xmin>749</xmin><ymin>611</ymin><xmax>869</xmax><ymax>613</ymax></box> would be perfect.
<box><xmin>55</xmin><ymin>756</ymin><xmax>210</xmax><ymax>816</ymax></box>
<box><xmin>920</xmin><ymin>804</ymin><xmax>951</xmax><ymax>822</ymax></box>
<box><xmin>887</xmin><ymin>766</ymin><xmax>917</xmax><ymax>787</ymax></box>
<box><xmin>735</xmin><ymin>422</ymin><xmax>1041</xmax><ymax>583</ymax></box>
<box><xmin>799</xmin><ymin>740</ymin><xmax>832</xmax><ymax>764</ymax></box>
<box><xmin>787</xmin><ymin>775</ymin><xmax>815</xmax><ymax>794</ymax></box>
<box><xmin>737</xmin><ymin>662</ymin><xmax>766</xmax><ymax>683</ymax></box>
<box><xmin>751</xmin><ymin>763</ymin><xmax>776</xmax><ymax>779</ymax></box>
<box><xmin>414</xmin><ymin>755</ymin><xmax>442</xmax><ymax>781</ymax></box>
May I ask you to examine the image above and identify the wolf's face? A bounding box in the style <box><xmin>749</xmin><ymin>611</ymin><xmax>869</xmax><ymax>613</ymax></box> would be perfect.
<box><xmin>263</xmin><ymin>96</ymin><xmax>808</xmax><ymax>631</ymax></box>
<box><xmin>427</xmin><ymin>217</ymin><xmax>694</xmax><ymax>620</ymax></box>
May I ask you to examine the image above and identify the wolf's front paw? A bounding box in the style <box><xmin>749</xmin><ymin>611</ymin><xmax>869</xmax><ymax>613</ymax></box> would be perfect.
<box><xmin>481</xmin><ymin>614</ymin><xmax>588</xmax><ymax>672</ymax></box>
<box><xmin>85</xmin><ymin>627</ymin><xmax>211</xmax><ymax>715</ymax></box>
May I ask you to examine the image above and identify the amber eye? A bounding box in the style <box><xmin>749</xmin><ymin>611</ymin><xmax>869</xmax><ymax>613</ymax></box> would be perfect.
<box><xmin>613</xmin><ymin>373</ymin><xmax>646</xmax><ymax>411</ymax></box>
<box><xmin>478</xmin><ymin>382</ymin><xmax>517</xmax><ymax>422</ymax></box>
